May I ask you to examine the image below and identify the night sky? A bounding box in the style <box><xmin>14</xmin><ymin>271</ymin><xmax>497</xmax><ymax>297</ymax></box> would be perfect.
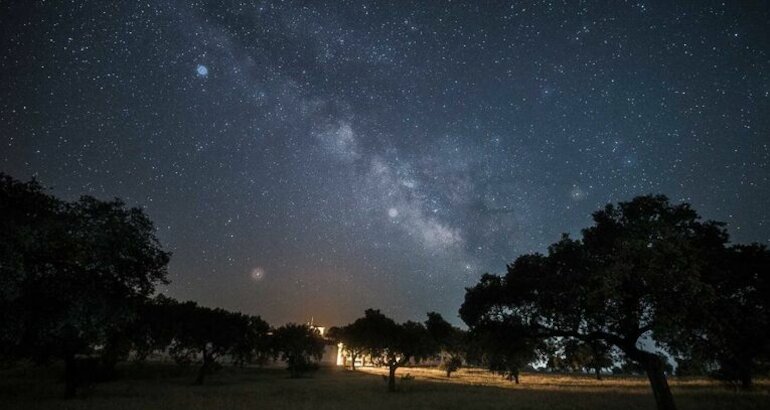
<box><xmin>2</xmin><ymin>1</ymin><xmax>769</xmax><ymax>326</ymax></box>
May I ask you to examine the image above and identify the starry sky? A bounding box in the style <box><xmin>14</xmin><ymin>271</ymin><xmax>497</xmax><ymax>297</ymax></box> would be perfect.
<box><xmin>2</xmin><ymin>1</ymin><xmax>769</xmax><ymax>326</ymax></box>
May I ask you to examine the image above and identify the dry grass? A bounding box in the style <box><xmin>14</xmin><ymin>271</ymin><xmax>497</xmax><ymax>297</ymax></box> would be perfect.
<box><xmin>359</xmin><ymin>365</ymin><xmax>765</xmax><ymax>393</ymax></box>
<box><xmin>1</xmin><ymin>363</ymin><xmax>769</xmax><ymax>410</ymax></box>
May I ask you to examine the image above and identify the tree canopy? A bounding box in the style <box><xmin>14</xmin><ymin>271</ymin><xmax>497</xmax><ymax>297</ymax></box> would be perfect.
<box><xmin>271</xmin><ymin>324</ymin><xmax>326</xmax><ymax>378</ymax></box>
<box><xmin>328</xmin><ymin>320</ymin><xmax>369</xmax><ymax>370</ymax></box>
<box><xmin>343</xmin><ymin>309</ymin><xmax>437</xmax><ymax>392</ymax></box>
<box><xmin>425</xmin><ymin>312</ymin><xmax>466</xmax><ymax>377</ymax></box>
<box><xmin>0</xmin><ymin>173</ymin><xmax>170</xmax><ymax>396</ymax></box>
<box><xmin>674</xmin><ymin>243</ymin><xmax>770</xmax><ymax>388</ymax></box>
<box><xmin>460</xmin><ymin>195</ymin><xmax>758</xmax><ymax>410</ymax></box>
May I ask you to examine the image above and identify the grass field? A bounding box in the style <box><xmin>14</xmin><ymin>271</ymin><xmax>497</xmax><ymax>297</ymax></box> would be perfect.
<box><xmin>2</xmin><ymin>363</ymin><xmax>769</xmax><ymax>410</ymax></box>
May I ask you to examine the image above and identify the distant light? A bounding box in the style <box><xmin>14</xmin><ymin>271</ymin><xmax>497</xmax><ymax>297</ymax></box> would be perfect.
<box><xmin>196</xmin><ymin>64</ymin><xmax>209</xmax><ymax>77</ymax></box>
<box><xmin>388</xmin><ymin>208</ymin><xmax>399</xmax><ymax>218</ymax></box>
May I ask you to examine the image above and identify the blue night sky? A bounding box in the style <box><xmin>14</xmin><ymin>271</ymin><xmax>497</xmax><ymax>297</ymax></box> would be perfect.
<box><xmin>1</xmin><ymin>1</ymin><xmax>768</xmax><ymax>326</ymax></box>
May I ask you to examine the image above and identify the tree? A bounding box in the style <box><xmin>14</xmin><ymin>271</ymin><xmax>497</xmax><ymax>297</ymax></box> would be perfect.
<box><xmin>460</xmin><ymin>195</ymin><xmax>730</xmax><ymax>410</ymax></box>
<box><xmin>272</xmin><ymin>324</ymin><xmax>325</xmax><ymax>378</ymax></box>
<box><xmin>542</xmin><ymin>338</ymin><xmax>612</xmax><ymax>378</ymax></box>
<box><xmin>128</xmin><ymin>295</ymin><xmax>271</xmax><ymax>376</ymax></box>
<box><xmin>0</xmin><ymin>174</ymin><xmax>64</xmax><ymax>361</ymax></box>
<box><xmin>677</xmin><ymin>244</ymin><xmax>770</xmax><ymax>389</ymax></box>
<box><xmin>164</xmin><ymin>301</ymin><xmax>249</xmax><ymax>385</ymax></box>
<box><xmin>348</xmin><ymin>309</ymin><xmax>437</xmax><ymax>392</ymax></box>
<box><xmin>567</xmin><ymin>340</ymin><xmax>614</xmax><ymax>380</ymax></box>
<box><xmin>129</xmin><ymin>295</ymin><xmax>178</xmax><ymax>364</ymax></box>
<box><xmin>230</xmin><ymin>314</ymin><xmax>271</xmax><ymax>368</ymax></box>
<box><xmin>425</xmin><ymin>312</ymin><xmax>466</xmax><ymax>377</ymax></box>
<box><xmin>440</xmin><ymin>356</ymin><xmax>463</xmax><ymax>378</ymax></box>
<box><xmin>0</xmin><ymin>173</ymin><xmax>170</xmax><ymax>397</ymax></box>
<box><xmin>674</xmin><ymin>357</ymin><xmax>711</xmax><ymax>377</ymax></box>
<box><xmin>329</xmin><ymin>322</ymin><xmax>368</xmax><ymax>370</ymax></box>
<box><xmin>470</xmin><ymin>319</ymin><xmax>544</xmax><ymax>384</ymax></box>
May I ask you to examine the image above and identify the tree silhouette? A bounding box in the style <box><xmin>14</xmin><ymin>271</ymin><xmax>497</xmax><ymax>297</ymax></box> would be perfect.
<box><xmin>675</xmin><ymin>243</ymin><xmax>770</xmax><ymax>389</ymax></box>
<box><xmin>0</xmin><ymin>173</ymin><xmax>170</xmax><ymax>397</ymax></box>
<box><xmin>162</xmin><ymin>301</ymin><xmax>256</xmax><ymax>385</ymax></box>
<box><xmin>347</xmin><ymin>309</ymin><xmax>437</xmax><ymax>392</ymax></box>
<box><xmin>272</xmin><ymin>324</ymin><xmax>325</xmax><ymax>378</ymax></box>
<box><xmin>470</xmin><ymin>319</ymin><xmax>544</xmax><ymax>384</ymax></box>
<box><xmin>560</xmin><ymin>339</ymin><xmax>614</xmax><ymax>380</ymax></box>
<box><xmin>129</xmin><ymin>295</ymin><xmax>178</xmax><ymax>364</ymax></box>
<box><xmin>328</xmin><ymin>322</ymin><xmax>368</xmax><ymax>370</ymax></box>
<box><xmin>230</xmin><ymin>314</ymin><xmax>271</xmax><ymax>368</ymax></box>
<box><xmin>425</xmin><ymin>312</ymin><xmax>466</xmax><ymax>377</ymax></box>
<box><xmin>460</xmin><ymin>195</ymin><xmax>731</xmax><ymax>410</ymax></box>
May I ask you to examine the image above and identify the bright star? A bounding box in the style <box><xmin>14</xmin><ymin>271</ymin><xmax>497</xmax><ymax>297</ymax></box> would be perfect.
<box><xmin>196</xmin><ymin>64</ymin><xmax>209</xmax><ymax>77</ymax></box>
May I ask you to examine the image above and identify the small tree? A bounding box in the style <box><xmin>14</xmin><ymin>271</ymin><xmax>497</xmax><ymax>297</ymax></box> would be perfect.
<box><xmin>471</xmin><ymin>320</ymin><xmax>543</xmax><ymax>384</ymax></box>
<box><xmin>561</xmin><ymin>339</ymin><xmax>614</xmax><ymax>380</ymax></box>
<box><xmin>439</xmin><ymin>356</ymin><xmax>463</xmax><ymax>378</ymax></box>
<box><xmin>230</xmin><ymin>315</ymin><xmax>271</xmax><ymax>367</ymax></box>
<box><xmin>130</xmin><ymin>295</ymin><xmax>178</xmax><ymax>363</ymax></box>
<box><xmin>330</xmin><ymin>322</ymin><xmax>368</xmax><ymax>370</ymax></box>
<box><xmin>166</xmin><ymin>302</ymin><xmax>244</xmax><ymax>385</ymax></box>
<box><xmin>425</xmin><ymin>312</ymin><xmax>466</xmax><ymax>377</ymax></box>
<box><xmin>349</xmin><ymin>309</ymin><xmax>437</xmax><ymax>392</ymax></box>
<box><xmin>272</xmin><ymin>324</ymin><xmax>325</xmax><ymax>378</ymax></box>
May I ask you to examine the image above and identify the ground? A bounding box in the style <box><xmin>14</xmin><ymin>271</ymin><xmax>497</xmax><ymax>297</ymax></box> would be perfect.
<box><xmin>2</xmin><ymin>363</ymin><xmax>769</xmax><ymax>410</ymax></box>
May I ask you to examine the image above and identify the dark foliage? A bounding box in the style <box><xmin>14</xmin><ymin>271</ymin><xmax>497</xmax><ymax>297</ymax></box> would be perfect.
<box><xmin>470</xmin><ymin>319</ymin><xmax>544</xmax><ymax>384</ymax></box>
<box><xmin>549</xmin><ymin>339</ymin><xmax>615</xmax><ymax>380</ymax></box>
<box><xmin>343</xmin><ymin>309</ymin><xmax>437</xmax><ymax>392</ymax></box>
<box><xmin>328</xmin><ymin>321</ymin><xmax>368</xmax><ymax>370</ymax></box>
<box><xmin>459</xmin><ymin>195</ymin><xmax>764</xmax><ymax>410</ymax></box>
<box><xmin>674</xmin><ymin>244</ymin><xmax>770</xmax><ymax>389</ymax></box>
<box><xmin>425</xmin><ymin>312</ymin><xmax>466</xmax><ymax>377</ymax></box>
<box><xmin>0</xmin><ymin>173</ymin><xmax>170</xmax><ymax>397</ymax></box>
<box><xmin>271</xmin><ymin>324</ymin><xmax>325</xmax><ymax>378</ymax></box>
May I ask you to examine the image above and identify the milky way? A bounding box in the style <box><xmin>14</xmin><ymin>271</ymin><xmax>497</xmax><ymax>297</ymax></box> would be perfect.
<box><xmin>2</xmin><ymin>1</ymin><xmax>768</xmax><ymax>325</ymax></box>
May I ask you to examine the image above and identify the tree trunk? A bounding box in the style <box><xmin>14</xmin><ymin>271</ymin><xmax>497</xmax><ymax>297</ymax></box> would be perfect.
<box><xmin>446</xmin><ymin>369</ymin><xmax>452</xmax><ymax>378</ymax></box>
<box><xmin>594</xmin><ymin>365</ymin><xmax>602</xmax><ymax>380</ymax></box>
<box><xmin>64</xmin><ymin>353</ymin><xmax>77</xmax><ymax>399</ymax></box>
<box><xmin>388</xmin><ymin>364</ymin><xmax>397</xmax><ymax>392</ymax></box>
<box><xmin>195</xmin><ymin>350</ymin><xmax>209</xmax><ymax>385</ymax></box>
<box><xmin>351</xmin><ymin>353</ymin><xmax>357</xmax><ymax>371</ymax></box>
<box><xmin>640</xmin><ymin>353</ymin><xmax>676</xmax><ymax>410</ymax></box>
<box><xmin>99</xmin><ymin>353</ymin><xmax>119</xmax><ymax>382</ymax></box>
<box><xmin>513</xmin><ymin>373</ymin><xmax>519</xmax><ymax>384</ymax></box>
<box><xmin>99</xmin><ymin>337</ymin><xmax>125</xmax><ymax>381</ymax></box>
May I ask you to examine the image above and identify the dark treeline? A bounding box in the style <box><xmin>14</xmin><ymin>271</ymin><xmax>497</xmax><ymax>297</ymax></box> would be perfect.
<box><xmin>2</xmin><ymin>173</ymin><xmax>769</xmax><ymax>410</ymax></box>
<box><xmin>0</xmin><ymin>173</ymin><xmax>325</xmax><ymax>397</ymax></box>
<box><xmin>329</xmin><ymin>195</ymin><xmax>769</xmax><ymax>410</ymax></box>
